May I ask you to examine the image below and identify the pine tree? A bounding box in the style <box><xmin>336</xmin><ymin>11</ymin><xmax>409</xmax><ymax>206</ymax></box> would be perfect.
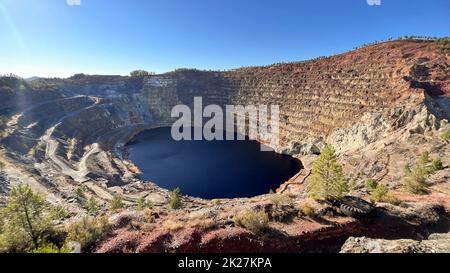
<box><xmin>109</xmin><ymin>196</ymin><xmax>125</xmax><ymax>211</ymax></box>
<box><xmin>168</xmin><ymin>187</ymin><xmax>182</xmax><ymax>210</ymax></box>
<box><xmin>308</xmin><ymin>145</ymin><xmax>348</xmax><ymax>201</ymax></box>
<box><xmin>0</xmin><ymin>184</ymin><xmax>54</xmax><ymax>252</ymax></box>
<box><xmin>136</xmin><ymin>196</ymin><xmax>153</xmax><ymax>211</ymax></box>
<box><xmin>87</xmin><ymin>197</ymin><xmax>100</xmax><ymax>215</ymax></box>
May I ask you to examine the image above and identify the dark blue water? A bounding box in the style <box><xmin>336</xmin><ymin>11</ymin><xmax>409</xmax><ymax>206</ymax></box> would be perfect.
<box><xmin>126</xmin><ymin>127</ymin><xmax>302</xmax><ymax>199</ymax></box>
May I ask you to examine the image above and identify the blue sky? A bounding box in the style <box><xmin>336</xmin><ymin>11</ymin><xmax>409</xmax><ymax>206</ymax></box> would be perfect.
<box><xmin>0</xmin><ymin>0</ymin><xmax>449</xmax><ymax>78</ymax></box>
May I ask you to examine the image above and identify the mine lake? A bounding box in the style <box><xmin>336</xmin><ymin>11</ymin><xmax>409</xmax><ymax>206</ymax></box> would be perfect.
<box><xmin>126</xmin><ymin>127</ymin><xmax>302</xmax><ymax>199</ymax></box>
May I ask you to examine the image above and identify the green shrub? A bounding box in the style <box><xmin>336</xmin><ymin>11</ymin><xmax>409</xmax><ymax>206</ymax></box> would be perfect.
<box><xmin>368</xmin><ymin>183</ymin><xmax>402</xmax><ymax>205</ymax></box>
<box><xmin>383</xmin><ymin>195</ymin><xmax>403</xmax><ymax>206</ymax></box>
<box><xmin>233</xmin><ymin>210</ymin><xmax>269</xmax><ymax>235</ymax></box>
<box><xmin>268</xmin><ymin>193</ymin><xmax>291</xmax><ymax>207</ymax></box>
<box><xmin>109</xmin><ymin>196</ymin><xmax>125</xmax><ymax>211</ymax></box>
<box><xmin>50</xmin><ymin>205</ymin><xmax>71</xmax><ymax>220</ymax></box>
<box><xmin>419</xmin><ymin>151</ymin><xmax>430</xmax><ymax>165</ymax></box>
<box><xmin>168</xmin><ymin>187</ymin><xmax>182</xmax><ymax>210</ymax></box>
<box><xmin>430</xmin><ymin>159</ymin><xmax>444</xmax><ymax>173</ymax></box>
<box><xmin>29</xmin><ymin>243</ymin><xmax>69</xmax><ymax>253</ymax></box>
<box><xmin>75</xmin><ymin>188</ymin><xmax>86</xmax><ymax>202</ymax></box>
<box><xmin>87</xmin><ymin>197</ymin><xmax>100</xmax><ymax>215</ymax></box>
<box><xmin>441</xmin><ymin>130</ymin><xmax>450</xmax><ymax>141</ymax></box>
<box><xmin>300</xmin><ymin>203</ymin><xmax>317</xmax><ymax>218</ymax></box>
<box><xmin>365</xmin><ymin>179</ymin><xmax>378</xmax><ymax>191</ymax></box>
<box><xmin>143</xmin><ymin>208</ymin><xmax>156</xmax><ymax>223</ymax></box>
<box><xmin>404</xmin><ymin>165</ymin><xmax>430</xmax><ymax>195</ymax></box>
<box><xmin>402</xmin><ymin>152</ymin><xmax>444</xmax><ymax>195</ymax></box>
<box><xmin>308</xmin><ymin>144</ymin><xmax>348</xmax><ymax>201</ymax></box>
<box><xmin>66</xmin><ymin>216</ymin><xmax>111</xmax><ymax>251</ymax></box>
<box><xmin>136</xmin><ymin>196</ymin><xmax>153</xmax><ymax>211</ymax></box>
<box><xmin>0</xmin><ymin>184</ymin><xmax>56</xmax><ymax>252</ymax></box>
<box><xmin>370</xmin><ymin>184</ymin><xmax>389</xmax><ymax>202</ymax></box>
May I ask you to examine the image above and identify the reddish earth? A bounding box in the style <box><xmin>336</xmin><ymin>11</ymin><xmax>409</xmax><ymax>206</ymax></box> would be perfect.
<box><xmin>97</xmin><ymin>202</ymin><xmax>448</xmax><ymax>253</ymax></box>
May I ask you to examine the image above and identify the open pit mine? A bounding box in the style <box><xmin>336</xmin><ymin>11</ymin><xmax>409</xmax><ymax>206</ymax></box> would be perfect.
<box><xmin>1</xmin><ymin>39</ymin><xmax>450</xmax><ymax>253</ymax></box>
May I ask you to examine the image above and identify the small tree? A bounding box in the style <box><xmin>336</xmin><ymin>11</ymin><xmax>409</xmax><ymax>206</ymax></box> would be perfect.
<box><xmin>136</xmin><ymin>196</ymin><xmax>153</xmax><ymax>211</ymax></box>
<box><xmin>66</xmin><ymin>216</ymin><xmax>111</xmax><ymax>252</ymax></box>
<box><xmin>370</xmin><ymin>184</ymin><xmax>389</xmax><ymax>202</ymax></box>
<box><xmin>75</xmin><ymin>188</ymin><xmax>86</xmax><ymax>202</ymax></box>
<box><xmin>419</xmin><ymin>151</ymin><xmax>430</xmax><ymax>165</ymax></box>
<box><xmin>308</xmin><ymin>145</ymin><xmax>348</xmax><ymax>201</ymax></box>
<box><xmin>404</xmin><ymin>164</ymin><xmax>429</xmax><ymax>194</ymax></box>
<box><xmin>365</xmin><ymin>179</ymin><xmax>378</xmax><ymax>191</ymax></box>
<box><xmin>168</xmin><ymin>187</ymin><xmax>182</xmax><ymax>210</ymax></box>
<box><xmin>0</xmin><ymin>184</ymin><xmax>54</xmax><ymax>252</ymax></box>
<box><xmin>430</xmin><ymin>159</ymin><xmax>444</xmax><ymax>173</ymax></box>
<box><xmin>87</xmin><ymin>197</ymin><xmax>100</xmax><ymax>215</ymax></box>
<box><xmin>109</xmin><ymin>196</ymin><xmax>125</xmax><ymax>211</ymax></box>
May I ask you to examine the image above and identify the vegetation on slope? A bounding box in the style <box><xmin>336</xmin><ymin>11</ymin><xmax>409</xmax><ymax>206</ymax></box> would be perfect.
<box><xmin>403</xmin><ymin>151</ymin><xmax>445</xmax><ymax>195</ymax></box>
<box><xmin>308</xmin><ymin>145</ymin><xmax>348</xmax><ymax>201</ymax></box>
<box><xmin>0</xmin><ymin>185</ymin><xmax>64</xmax><ymax>252</ymax></box>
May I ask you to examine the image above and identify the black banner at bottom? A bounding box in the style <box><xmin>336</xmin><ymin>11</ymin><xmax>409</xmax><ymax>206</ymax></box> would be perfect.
<box><xmin>0</xmin><ymin>253</ymin><xmax>446</xmax><ymax>272</ymax></box>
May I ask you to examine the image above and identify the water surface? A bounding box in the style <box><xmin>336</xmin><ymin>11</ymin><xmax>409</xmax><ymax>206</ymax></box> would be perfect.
<box><xmin>126</xmin><ymin>127</ymin><xmax>302</xmax><ymax>199</ymax></box>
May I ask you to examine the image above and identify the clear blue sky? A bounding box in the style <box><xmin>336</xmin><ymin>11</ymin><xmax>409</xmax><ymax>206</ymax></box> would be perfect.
<box><xmin>0</xmin><ymin>0</ymin><xmax>449</xmax><ymax>78</ymax></box>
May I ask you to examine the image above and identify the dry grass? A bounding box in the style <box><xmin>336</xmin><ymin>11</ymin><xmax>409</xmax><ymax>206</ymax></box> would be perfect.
<box><xmin>299</xmin><ymin>202</ymin><xmax>317</xmax><ymax>218</ymax></box>
<box><xmin>233</xmin><ymin>209</ymin><xmax>269</xmax><ymax>235</ymax></box>
<box><xmin>267</xmin><ymin>193</ymin><xmax>292</xmax><ymax>207</ymax></box>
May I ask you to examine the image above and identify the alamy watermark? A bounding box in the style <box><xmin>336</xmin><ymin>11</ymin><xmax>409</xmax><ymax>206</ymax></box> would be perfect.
<box><xmin>171</xmin><ymin>97</ymin><xmax>280</xmax><ymax>151</ymax></box>
<box><xmin>366</xmin><ymin>0</ymin><xmax>381</xmax><ymax>6</ymax></box>
<box><xmin>67</xmin><ymin>0</ymin><xmax>81</xmax><ymax>6</ymax></box>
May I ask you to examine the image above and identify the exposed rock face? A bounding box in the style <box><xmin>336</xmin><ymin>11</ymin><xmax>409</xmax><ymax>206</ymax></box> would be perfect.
<box><xmin>340</xmin><ymin>232</ymin><xmax>450</xmax><ymax>253</ymax></box>
<box><xmin>2</xmin><ymin>41</ymin><xmax>449</xmax><ymax>160</ymax></box>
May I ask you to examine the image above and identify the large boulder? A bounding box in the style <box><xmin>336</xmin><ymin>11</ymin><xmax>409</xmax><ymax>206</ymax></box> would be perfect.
<box><xmin>340</xmin><ymin>232</ymin><xmax>450</xmax><ymax>253</ymax></box>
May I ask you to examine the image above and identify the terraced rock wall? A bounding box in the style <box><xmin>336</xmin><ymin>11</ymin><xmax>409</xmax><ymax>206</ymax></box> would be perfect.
<box><xmin>0</xmin><ymin>40</ymin><xmax>449</xmax><ymax>177</ymax></box>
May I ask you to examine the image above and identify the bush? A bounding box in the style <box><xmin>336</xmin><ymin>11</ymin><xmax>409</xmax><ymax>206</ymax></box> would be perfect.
<box><xmin>419</xmin><ymin>151</ymin><xmax>430</xmax><ymax>165</ymax></box>
<box><xmin>402</xmin><ymin>152</ymin><xmax>444</xmax><ymax>195</ymax></box>
<box><xmin>308</xmin><ymin>144</ymin><xmax>348</xmax><ymax>201</ymax></box>
<box><xmin>136</xmin><ymin>196</ymin><xmax>153</xmax><ymax>211</ymax></box>
<box><xmin>75</xmin><ymin>188</ymin><xmax>86</xmax><ymax>202</ymax></box>
<box><xmin>370</xmin><ymin>184</ymin><xmax>389</xmax><ymax>202</ymax></box>
<box><xmin>0</xmin><ymin>184</ymin><xmax>56</xmax><ymax>252</ymax></box>
<box><xmin>268</xmin><ymin>193</ymin><xmax>292</xmax><ymax>207</ymax></box>
<box><xmin>168</xmin><ymin>188</ymin><xmax>182</xmax><ymax>210</ymax></box>
<box><xmin>87</xmin><ymin>197</ymin><xmax>100</xmax><ymax>215</ymax></box>
<box><xmin>300</xmin><ymin>203</ymin><xmax>316</xmax><ymax>218</ymax></box>
<box><xmin>441</xmin><ymin>130</ymin><xmax>450</xmax><ymax>141</ymax></box>
<box><xmin>430</xmin><ymin>159</ymin><xmax>444</xmax><ymax>173</ymax></box>
<box><xmin>233</xmin><ymin>210</ymin><xmax>269</xmax><ymax>235</ymax></box>
<box><xmin>383</xmin><ymin>195</ymin><xmax>403</xmax><ymax>206</ymax></box>
<box><xmin>143</xmin><ymin>208</ymin><xmax>156</xmax><ymax>223</ymax></box>
<box><xmin>109</xmin><ymin>196</ymin><xmax>125</xmax><ymax>211</ymax></box>
<box><xmin>50</xmin><ymin>205</ymin><xmax>71</xmax><ymax>220</ymax></box>
<box><xmin>66</xmin><ymin>216</ymin><xmax>111</xmax><ymax>251</ymax></box>
<box><xmin>365</xmin><ymin>179</ymin><xmax>378</xmax><ymax>191</ymax></box>
<box><xmin>404</xmin><ymin>165</ymin><xmax>430</xmax><ymax>195</ymax></box>
<box><xmin>29</xmin><ymin>243</ymin><xmax>70</xmax><ymax>253</ymax></box>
